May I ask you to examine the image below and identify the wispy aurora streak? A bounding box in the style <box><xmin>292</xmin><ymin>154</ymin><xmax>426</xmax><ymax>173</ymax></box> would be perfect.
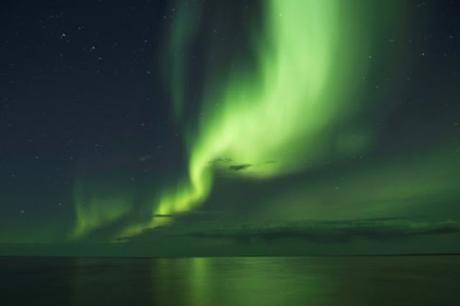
<box><xmin>74</xmin><ymin>0</ymin><xmax>369</xmax><ymax>238</ymax></box>
<box><xmin>73</xmin><ymin>177</ymin><xmax>134</xmax><ymax>238</ymax></box>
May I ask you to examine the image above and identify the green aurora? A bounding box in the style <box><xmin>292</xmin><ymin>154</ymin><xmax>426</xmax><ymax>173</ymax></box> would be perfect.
<box><xmin>3</xmin><ymin>0</ymin><xmax>457</xmax><ymax>255</ymax></box>
<box><xmin>0</xmin><ymin>0</ymin><xmax>460</xmax><ymax>260</ymax></box>
<box><xmin>73</xmin><ymin>0</ymin><xmax>377</xmax><ymax>239</ymax></box>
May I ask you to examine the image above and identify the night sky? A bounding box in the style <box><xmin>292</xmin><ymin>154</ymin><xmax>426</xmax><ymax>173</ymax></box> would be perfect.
<box><xmin>1</xmin><ymin>0</ymin><xmax>460</xmax><ymax>256</ymax></box>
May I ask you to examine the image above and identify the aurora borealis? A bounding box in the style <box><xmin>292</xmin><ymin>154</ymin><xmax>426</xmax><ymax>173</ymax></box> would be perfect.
<box><xmin>1</xmin><ymin>0</ymin><xmax>460</xmax><ymax>256</ymax></box>
<box><xmin>109</xmin><ymin>0</ymin><xmax>372</xmax><ymax>239</ymax></box>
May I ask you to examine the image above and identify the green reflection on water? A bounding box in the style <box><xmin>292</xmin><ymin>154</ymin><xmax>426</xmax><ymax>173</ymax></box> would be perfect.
<box><xmin>56</xmin><ymin>256</ymin><xmax>459</xmax><ymax>306</ymax></box>
<box><xmin>151</xmin><ymin>257</ymin><xmax>322</xmax><ymax>306</ymax></box>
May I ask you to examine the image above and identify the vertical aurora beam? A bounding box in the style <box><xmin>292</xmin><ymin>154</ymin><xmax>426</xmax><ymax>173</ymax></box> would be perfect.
<box><xmin>118</xmin><ymin>0</ymin><xmax>370</xmax><ymax>237</ymax></box>
<box><xmin>72</xmin><ymin>175</ymin><xmax>134</xmax><ymax>238</ymax></box>
<box><xmin>167</xmin><ymin>0</ymin><xmax>201</xmax><ymax>120</ymax></box>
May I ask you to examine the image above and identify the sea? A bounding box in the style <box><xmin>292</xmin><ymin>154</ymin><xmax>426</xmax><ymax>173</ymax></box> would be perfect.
<box><xmin>1</xmin><ymin>255</ymin><xmax>458</xmax><ymax>306</ymax></box>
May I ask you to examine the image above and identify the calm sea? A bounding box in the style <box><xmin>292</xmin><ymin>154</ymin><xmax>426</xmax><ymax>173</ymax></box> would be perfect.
<box><xmin>1</xmin><ymin>256</ymin><xmax>458</xmax><ymax>306</ymax></box>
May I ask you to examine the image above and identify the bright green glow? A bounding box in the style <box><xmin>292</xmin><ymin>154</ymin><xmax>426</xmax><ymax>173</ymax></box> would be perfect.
<box><xmin>117</xmin><ymin>0</ymin><xmax>369</xmax><ymax>237</ymax></box>
<box><xmin>193</xmin><ymin>0</ymin><xmax>336</xmax><ymax>177</ymax></box>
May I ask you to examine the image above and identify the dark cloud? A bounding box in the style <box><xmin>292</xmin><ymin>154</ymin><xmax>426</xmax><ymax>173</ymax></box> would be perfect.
<box><xmin>208</xmin><ymin>158</ymin><xmax>253</xmax><ymax>171</ymax></box>
<box><xmin>188</xmin><ymin>219</ymin><xmax>460</xmax><ymax>243</ymax></box>
<box><xmin>228</xmin><ymin>164</ymin><xmax>252</xmax><ymax>171</ymax></box>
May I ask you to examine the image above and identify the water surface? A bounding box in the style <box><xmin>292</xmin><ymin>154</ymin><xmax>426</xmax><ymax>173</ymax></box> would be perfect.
<box><xmin>1</xmin><ymin>256</ymin><xmax>458</xmax><ymax>306</ymax></box>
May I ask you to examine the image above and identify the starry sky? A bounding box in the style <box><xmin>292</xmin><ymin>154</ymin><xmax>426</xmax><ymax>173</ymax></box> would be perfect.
<box><xmin>1</xmin><ymin>0</ymin><xmax>460</xmax><ymax>256</ymax></box>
